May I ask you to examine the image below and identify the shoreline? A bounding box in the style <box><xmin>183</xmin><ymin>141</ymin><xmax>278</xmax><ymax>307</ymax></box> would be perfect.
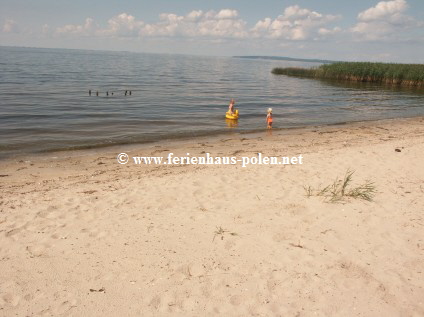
<box><xmin>1</xmin><ymin>115</ymin><xmax>423</xmax><ymax>316</ymax></box>
<box><xmin>1</xmin><ymin>115</ymin><xmax>423</xmax><ymax>164</ymax></box>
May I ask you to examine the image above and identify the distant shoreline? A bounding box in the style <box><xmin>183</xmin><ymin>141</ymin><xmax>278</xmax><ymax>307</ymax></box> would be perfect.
<box><xmin>272</xmin><ymin>62</ymin><xmax>424</xmax><ymax>87</ymax></box>
<box><xmin>233</xmin><ymin>55</ymin><xmax>337</xmax><ymax>64</ymax></box>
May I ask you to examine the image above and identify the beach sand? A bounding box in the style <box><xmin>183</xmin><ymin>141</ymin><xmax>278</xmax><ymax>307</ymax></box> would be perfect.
<box><xmin>0</xmin><ymin>117</ymin><xmax>423</xmax><ymax>316</ymax></box>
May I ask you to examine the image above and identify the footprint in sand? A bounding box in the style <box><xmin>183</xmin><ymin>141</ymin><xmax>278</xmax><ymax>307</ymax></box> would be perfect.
<box><xmin>180</xmin><ymin>297</ymin><xmax>197</xmax><ymax>311</ymax></box>
<box><xmin>74</xmin><ymin>208</ymin><xmax>96</xmax><ymax>222</ymax></box>
<box><xmin>272</xmin><ymin>232</ymin><xmax>291</xmax><ymax>243</ymax></box>
<box><xmin>80</xmin><ymin>228</ymin><xmax>107</xmax><ymax>239</ymax></box>
<box><xmin>64</xmin><ymin>197</ymin><xmax>76</xmax><ymax>206</ymax></box>
<box><xmin>177</xmin><ymin>263</ymin><xmax>206</xmax><ymax>279</ymax></box>
<box><xmin>188</xmin><ymin>263</ymin><xmax>205</xmax><ymax>277</ymax></box>
<box><xmin>284</xmin><ymin>203</ymin><xmax>309</xmax><ymax>216</ymax></box>
<box><xmin>94</xmin><ymin>272</ymin><xmax>116</xmax><ymax>281</ymax></box>
<box><xmin>1</xmin><ymin>293</ymin><xmax>21</xmax><ymax>307</ymax></box>
<box><xmin>5</xmin><ymin>226</ymin><xmax>25</xmax><ymax>238</ymax></box>
<box><xmin>24</xmin><ymin>218</ymin><xmax>60</xmax><ymax>234</ymax></box>
<box><xmin>230</xmin><ymin>294</ymin><xmax>243</xmax><ymax>306</ymax></box>
<box><xmin>51</xmin><ymin>232</ymin><xmax>69</xmax><ymax>240</ymax></box>
<box><xmin>26</xmin><ymin>243</ymin><xmax>51</xmax><ymax>257</ymax></box>
<box><xmin>51</xmin><ymin>299</ymin><xmax>79</xmax><ymax>315</ymax></box>
<box><xmin>36</xmin><ymin>206</ymin><xmax>63</xmax><ymax>219</ymax></box>
<box><xmin>149</xmin><ymin>294</ymin><xmax>162</xmax><ymax>310</ymax></box>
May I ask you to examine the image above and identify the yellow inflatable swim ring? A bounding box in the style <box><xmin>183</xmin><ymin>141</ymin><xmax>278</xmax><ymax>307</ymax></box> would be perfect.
<box><xmin>225</xmin><ymin>109</ymin><xmax>239</xmax><ymax>120</ymax></box>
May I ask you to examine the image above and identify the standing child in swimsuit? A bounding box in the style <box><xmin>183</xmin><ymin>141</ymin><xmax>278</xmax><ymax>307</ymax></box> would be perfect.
<box><xmin>266</xmin><ymin>108</ymin><xmax>273</xmax><ymax>129</ymax></box>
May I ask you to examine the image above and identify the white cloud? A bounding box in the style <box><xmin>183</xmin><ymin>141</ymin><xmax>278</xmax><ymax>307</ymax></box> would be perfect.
<box><xmin>56</xmin><ymin>18</ymin><xmax>95</xmax><ymax>36</ymax></box>
<box><xmin>52</xmin><ymin>10</ymin><xmax>248</xmax><ymax>39</ymax></box>
<box><xmin>141</xmin><ymin>13</ymin><xmax>184</xmax><ymax>36</ymax></box>
<box><xmin>42</xmin><ymin>24</ymin><xmax>50</xmax><ymax>35</ymax></box>
<box><xmin>318</xmin><ymin>27</ymin><xmax>342</xmax><ymax>36</ymax></box>
<box><xmin>196</xmin><ymin>10</ymin><xmax>247</xmax><ymax>38</ymax></box>
<box><xmin>3</xmin><ymin>19</ymin><xmax>20</xmax><ymax>33</ymax></box>
<box><xmin>55</xmin><ymin>14</ymin><xmax>146</xmax><ymax>38</ymax></box>
<box><xmin>50</xmin><ymin>7</ymin><xmax>343</xmax><ymax>41</ymax></box>
<box><xmin>215</xmin><ymin>9</ymin><xmax>239</xmax><ymax>20</ymax></box>
<box><xmin>186</xmin><ymin>10</ymin><xmax>203</xmax><ymax>22</ymax></box>
<box><xmin>99</xmin><ymin>13</ymin><xmax>144</xmax><ymax>37</ymax></box>
<box><xmin>140</xmin><ymin>9</ymin><xmax>247</xmax><ymax>38</ymax></box>
<box><xmin>252</xmin><ymin>5</ymin><xmax>341</xmax><ymax>40</ymax></box>
<box><xmin>351</xmin><ymin>0</ymin><xmax>418</xmax><ymax>40</ymax></box>
<box><xmin>47</xmin><ymin>3</ymin><xmax>418</xmax><ymax>45</ymax></box>
<box><xmin>358</xmin><ymin>0</ymin><xmax>407</xmax><ymax>21</ymax></box>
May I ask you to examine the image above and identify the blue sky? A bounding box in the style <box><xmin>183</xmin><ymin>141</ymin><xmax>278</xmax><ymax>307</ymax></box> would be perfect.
<box><xmin>1</xmin><ymin>0</ymin><xmax>423</xmax><ymax>62</ymax></box>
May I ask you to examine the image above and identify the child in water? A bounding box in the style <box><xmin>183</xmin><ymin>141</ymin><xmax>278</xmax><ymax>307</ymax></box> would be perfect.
<box><xmin>266</xmin><ymin>108</ymin><xmax>273</xmax><ymax>129</ymax></box>
<box><xmin>228</xmin><ymin>99</ymin><xmax>235</xmax><ymax>114</ymax></box>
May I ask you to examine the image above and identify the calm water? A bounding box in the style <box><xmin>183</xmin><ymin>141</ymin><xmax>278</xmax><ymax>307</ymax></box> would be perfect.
<box><xmin>1</xmin><ymin>46</ymin><xmax>423</xmax><ymax>159</ymax></box>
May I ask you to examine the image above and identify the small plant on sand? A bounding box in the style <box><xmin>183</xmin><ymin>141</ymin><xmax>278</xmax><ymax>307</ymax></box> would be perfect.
<box><xmin>304</xmin><ymin>169</ymin><xmax>376</xmax><ymax>203</ymax></box>
<box><xmin>303</xmin><ymin>185</ymin><xmax>313</xmax><ymax>197</ymax></box>
<box><xmin>213</xmin><ymin>226</ymin><xmax>238</xmax><ymax>241</ymax></box>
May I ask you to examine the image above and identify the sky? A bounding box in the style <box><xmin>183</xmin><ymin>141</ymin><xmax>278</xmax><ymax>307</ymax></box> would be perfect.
<box><xmin>1</xmin><ymin>0</ymin><xmax>423</xmax><ymax>62</ymax></box>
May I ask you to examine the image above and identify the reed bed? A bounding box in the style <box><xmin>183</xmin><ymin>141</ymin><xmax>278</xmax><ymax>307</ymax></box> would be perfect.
<box><xmin>272</xmin><ymin>62</ymin><xmax>424</xmax><ymax>86</ymax></box>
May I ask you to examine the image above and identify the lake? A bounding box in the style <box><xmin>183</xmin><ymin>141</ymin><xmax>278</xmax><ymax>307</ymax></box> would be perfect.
<box><xmin>1</xmin><ymin>46</ymin><xmax>423</xmax><ymax>159</ymax></box>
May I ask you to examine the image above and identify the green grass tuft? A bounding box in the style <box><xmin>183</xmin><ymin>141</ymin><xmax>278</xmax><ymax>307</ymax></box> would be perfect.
<box><xmin>304</xmin><ymin>169</ymin><xmax>377</xmax><ymax>203</ymax></box>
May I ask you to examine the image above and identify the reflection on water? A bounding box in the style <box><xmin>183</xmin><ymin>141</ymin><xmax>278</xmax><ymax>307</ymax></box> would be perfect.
<box><xmin>225</xmin><ymin>118</ymin><xmax>239</xmax><ymax>128</ymax></box>
<box><xmin>318</xmin><ymin>78</ymin><xmax>424</xmax><ymax>95</ymax></box>
<box><xmin>0</xmin><ymin>46</ymin><xmax>423</xmax><ymax>158</ymax></box>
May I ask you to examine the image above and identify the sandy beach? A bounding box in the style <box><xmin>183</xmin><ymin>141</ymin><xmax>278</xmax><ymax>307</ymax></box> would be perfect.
<box><xmin>1</xmin><ymin>116</ymin><xmax>423</xmax><ymax>316</ymax></box>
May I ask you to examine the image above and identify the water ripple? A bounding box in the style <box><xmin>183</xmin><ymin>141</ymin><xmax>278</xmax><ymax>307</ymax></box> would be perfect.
<box><xmin>0</xmin><ymin>46</ymin><xmax>423</xmax><ymax>159</ymax></box>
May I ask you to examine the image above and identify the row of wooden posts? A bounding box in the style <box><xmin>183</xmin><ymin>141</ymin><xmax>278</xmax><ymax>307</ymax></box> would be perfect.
<box><xmin>89</xmin><ymin>90</ymin><xmax>132</xmax><ymax>96</ymax></box>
